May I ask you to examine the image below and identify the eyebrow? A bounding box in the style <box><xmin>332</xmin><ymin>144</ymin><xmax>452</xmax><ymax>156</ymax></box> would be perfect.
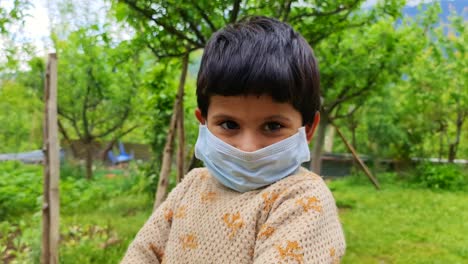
<box><xmin>211</xmin><ymin>114</ymin><xmax>237</xmax><ymax>120</ymax></box>
<box><xmin>264</xmin><ymin>115</ymin><xmax>292</xmax><ymax>122</ymax></box>
<box><xmin>210</xmin><ymin>114</ymin><xmax>292</xmax><ymax>122</ymax></box>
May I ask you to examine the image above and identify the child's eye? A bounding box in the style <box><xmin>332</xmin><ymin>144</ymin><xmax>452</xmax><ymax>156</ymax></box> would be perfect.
<box><xmin>263</xmin><ymin>122</ymin><xmax>283</xmax><ymax>132</ymax></box>
<box><xmin>220</xmin><ymin>120</ymin><xmax>240</xmax><ymax>130</ymax></box>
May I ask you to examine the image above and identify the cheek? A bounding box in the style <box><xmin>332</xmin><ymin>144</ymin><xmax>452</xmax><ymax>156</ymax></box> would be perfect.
<box><xmin>270</xmin><ymin>132</ymin><xmax>294</xmax><ymax>144</ymax></box>
<box><xmin>206</xmin><ymin>124</ymin><xmax>231</xmax><ymax>141</ymax></box>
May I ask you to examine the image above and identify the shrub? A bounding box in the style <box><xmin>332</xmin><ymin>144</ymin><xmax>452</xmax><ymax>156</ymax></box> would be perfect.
<box><xmin>0</xmin><ymin>161</ymin><xmax>42</xmax><ymax>220</ymax></box>
<box><xmin>416</xmin><ymin>163</ymin><xmax>467</xmax><ymax>191</ymax></box>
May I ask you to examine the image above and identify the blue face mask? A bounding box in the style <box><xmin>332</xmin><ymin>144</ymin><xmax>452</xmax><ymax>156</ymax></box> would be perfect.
<box><xmin>194</xmin><ymin>125</ymin><xmax>310</xmax><ymax>192</ymax></box>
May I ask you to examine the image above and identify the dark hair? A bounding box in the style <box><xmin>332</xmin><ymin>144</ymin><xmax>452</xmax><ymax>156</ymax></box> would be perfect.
<box><xmin>196</xmin><ymin>16</ymin><xmax>321</xmax><ymax>125</ymax></box>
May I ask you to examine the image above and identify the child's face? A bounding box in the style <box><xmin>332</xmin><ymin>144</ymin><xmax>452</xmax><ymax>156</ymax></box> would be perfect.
<box><xmin>195</xmin><ymin>95</ymin><xmax>318</xmax><ymax>152</ymax></box>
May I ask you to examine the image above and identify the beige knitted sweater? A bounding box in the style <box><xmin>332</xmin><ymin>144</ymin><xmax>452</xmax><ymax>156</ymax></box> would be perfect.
<box><xmin>121</xmin><ymin>167</ymin><xmax>345</xmax><ymax>264</ymax></box>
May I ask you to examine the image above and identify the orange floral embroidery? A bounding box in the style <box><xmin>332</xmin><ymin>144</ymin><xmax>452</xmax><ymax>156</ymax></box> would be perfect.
<box><xmin>258</xmin><ymin>224</ymin><xmax>275</xmax><ymax>239</ymax></box>
<box><xmin>222</xmin><ymin>212</ymin><xmax>245</xmax><ymax>239</ymax></box>
<box><xmin>201</xmin><ymin>191</ymin><xmax>217</xmax><ymax>202</ymax></box>
<box><xmin>180</xmin><ymin>234</ymin><xmax>198</xmax><ymax>250</ymax></box>
<box><xmin>174</xmin><ymin>206</ymin><xmax>186</xmax><ymax>218</ymax></box>
<box><xmin>164</xmin><ymin>209</ymin><xmax>173</xmax><ymax>223</ymax></box>
<box><xmin>276</xmin><ymin>240</ymin><xmax>304</xmax><ymax>264</ymax></box>
<box><xmin>262</xmin><ymin>192</ymin><xmax>280</xmax><ymax>212</ymax></box>
<box><xmin>296</xmin><ymin>196</ymin><xmax>322</xmax><ymax>213</ymax></box>
<box><xmin>330</xmin><ymin>247</ymin><xmax>339</xmax><ymax>264</ymax></box>
<box><xmin>149</xmin><ymin>242</ymin><xmax>164</xmax><ymax>262</ymax></box>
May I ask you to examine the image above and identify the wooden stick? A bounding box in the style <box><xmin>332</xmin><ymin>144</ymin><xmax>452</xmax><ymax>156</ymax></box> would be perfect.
<box><xmin>154</xmin><ymin>52</ymin><xmax>189</xmax><ymax>210</ymax></box>
<box><xmin>332</xmin><ymin>122</ymin><xmax>381</xmax><ymax>190</ymax></box>
<box><xmin>176</xmin><ymin>91</ymin><xmax>185</xmax><ymax>183</ymax></box>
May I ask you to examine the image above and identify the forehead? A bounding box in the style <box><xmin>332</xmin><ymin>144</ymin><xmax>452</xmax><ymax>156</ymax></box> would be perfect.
<box><xmin>207</xmin><ymin>95</ymin><xmax>301</xmax><ymax>122</ymax></box>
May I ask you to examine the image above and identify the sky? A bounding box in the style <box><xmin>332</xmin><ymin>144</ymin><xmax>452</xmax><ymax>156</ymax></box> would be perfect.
<box><xmin>22</xmin><ymin>0</ymin><xmax>49</xmax><ymax>42</ymax></box>
<box><xmin>364</xmin><ymin>0</ymin><xmax>433</xmax><ymax>6</ymax></box>
<box><xmin>1</xmin><ymin>0</ymin><xmax>431</xmax><ymax>56</ymax></box>
<box><xmin>1</xmin><ymin>0</ymin><xmax>50</xmax><ymax>55</ymax></box>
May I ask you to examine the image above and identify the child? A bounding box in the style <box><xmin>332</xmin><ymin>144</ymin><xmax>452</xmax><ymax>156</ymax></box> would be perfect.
<box><xmin>121</xmin><ymin>16</ymin><xmax>345</xmax><ymax>263</ymax></box>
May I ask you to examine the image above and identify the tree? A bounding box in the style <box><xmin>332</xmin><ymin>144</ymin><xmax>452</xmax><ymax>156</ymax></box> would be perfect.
<box><xmin>399</xmin><ymin>11</ymin><xmax>467</xmax><ymax>162</ymax></box>
<box><xmin>0</xmin><ymin>80</ymin><xmax>43</xmax><ymax>153</ymax></box>
<box><xmin>309</xmin><ymin>6</ymin><xmax>425</xmax><ymax>172</ymax></box>
<box><xmin>0</xmin><ymin>0</ymin><xmax>33</xmax><ymax>75</ymax></box>
<box><xmin>54</xmin><ymin>27</ymin><xmax>144</xmax><ymax>179</ymax></box>
<box><xmin>0</xmin><ymin>0</ymin><xmax>30</xmax><ymax>34</ymax></box>
<box><xmin>329</xmin><ymin>5</ymin><xmax>467</xmax><ymax>165</ymax></box>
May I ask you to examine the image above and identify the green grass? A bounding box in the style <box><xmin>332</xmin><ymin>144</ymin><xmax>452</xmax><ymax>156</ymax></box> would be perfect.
<box><xmin>0</xmin><ymin>161</ymin><xmax>154</xmax><ymax>263</ymax></box>
<box><xmin>329</xmin><ymin>174</ymin><xmax>468</xmax><ymax>264</ymax></box>
<box><xmin>58</xmin><ymin>193</ymin><xmax>152</xmax><ymax>264</ymax></box>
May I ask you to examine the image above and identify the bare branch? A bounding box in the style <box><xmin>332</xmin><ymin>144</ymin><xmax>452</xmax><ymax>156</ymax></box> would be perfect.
<box><xmin>191</xmin><ymin>1</ymin><xmax>217</xmax><ymax>32</ymax></box>
<box><xmin>176</xmin><ymin>7</ymin><xmax>206</xmax><ymax>44</ymax></box>
<box><xmin>147</xmin><ymin>43</ymin><xmax>199</xmax><ymax>58</ymax></box>
<box><xmin>331</xmin><ymin>102</ymin><xmax>364</xmax><ymax>120</ymax></box>
<box><xmin>230</xmin><ymin>0</ymin><xmax>241</xmax><ymax>23</ymax></box>
<box><xmin>327</xmin><ymin>67</ymin><xmax>380</xmax><ymax>113</ymax></box>
<box><xmin>57</xmin><ymin>108</ymin><xmax>82</xmax><ymax>139</ymax></box>
<box><xmin>93</xmin><ymin>107</ymin><xmax>131</xmax><ymax>138</ymax></box>
<box><xmin>281</xmin><ymin>0</ymin><xmax>293</xmax><ymax>22</ymax></box>
<box><xmin>290</xmin><ymin>0</ymin><xmax>360</xmax><ymax>22</ymax></box>
<box><xmin>120</xmin><ymin>0</ymin><xmax>203</xmax><ymax>47</ymax></box>
<box><xmin>82</xmin><ymin>68</ymin><xmax>92</xmax><ymax>140</ymax></box>
<box><xmin>99</xmin><ymin>124</ymin><xmax>139</xmax><ymax>161</ymax></box>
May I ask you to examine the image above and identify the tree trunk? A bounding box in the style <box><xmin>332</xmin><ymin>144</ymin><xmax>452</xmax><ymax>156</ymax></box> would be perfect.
<box><xmin>101</xmin><ymin>139</ymin><xmax>117</xmax><ymax>162</ymax></box>
<box><xmin>448</xmin><ymin>111</ymin><xmax>465</xmax><ymax>163</ymax></box>
<box><xmin>324</xmin><ymin>125</ymin><xmax>335</xmax><ymax>153</ymax></box>
<box><xmin>58</xmin><ymin>119</ymin><xmax>78</xmax><ymax>157</ymax></box>
<box><xmin>85</xmin><ymin>142</ymin><xmax>93</xmax><ymax>180</ymax></box>
<box><xmin>310</xmin><ymin>115</ymin><xmax>328</xmax><ymax>174</ymax></box>
<box><xmin>176</xmin><ymin>96</ymin><xmax>185</xmax><ymax>183</ymax></box>
<box><xmin>99</xmin><ymin>125</ymin><xmax>139</xmax><ymax>162</ymax></box>
<box><xmin>439</xmin><ymin>128</ymin><xmax>444</xmax><ymax>161</ymax></box>
<box><xmin>154</xmin><ymin>52</ymin><xmax>189</xmax><ymax>210</ymax></box>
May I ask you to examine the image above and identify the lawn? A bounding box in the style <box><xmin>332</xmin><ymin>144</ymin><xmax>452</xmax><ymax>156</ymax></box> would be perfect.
<box><xmin>329</xmin><ymin>174</ymin><xmax>468</xmax><ymax>264</ymax></box>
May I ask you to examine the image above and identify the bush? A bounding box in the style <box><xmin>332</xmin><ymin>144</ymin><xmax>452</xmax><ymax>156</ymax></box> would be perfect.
<box><xmin>416</xmin><ymin>163</ymin><xmax>467</xmax><ymax>191</ymax></box>
<box><xmin>0</xmin><ymin>160</ymin><xmax>153</xmax><ymax>220</ymax></box>
<box><xmin>0</xmin><ymin>161</ymin><xmax>42</xmax><ymax>220</ymax></box>
<box><xmin>1</xmin><ymin>160</ymin><xmax>153</xmax><ymax>263</ymax></box>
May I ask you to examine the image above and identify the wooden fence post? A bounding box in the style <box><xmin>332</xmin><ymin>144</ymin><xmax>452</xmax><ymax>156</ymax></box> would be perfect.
<box><xmin>42</xmin><ymin>53</ymin><xmax>60</xmax><ymax>264</ymax></box>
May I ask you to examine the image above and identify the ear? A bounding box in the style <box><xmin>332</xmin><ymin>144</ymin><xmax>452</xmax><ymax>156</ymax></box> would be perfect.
<box><xmin>305</xmin><ymin>112</ymin><xmax>320</xmax><ymax>143</ymax></box>
<box><xmin>195</xmin><ymin>108</ymin><xmax>206</xmax><ymax>124</ymax></box>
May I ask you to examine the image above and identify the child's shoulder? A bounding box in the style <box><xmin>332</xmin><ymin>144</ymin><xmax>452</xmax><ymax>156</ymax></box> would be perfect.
<box><xmin>274</xmin><ymin>167</ymin><xmax>324</xmax><ymax>188</ymax></box>
<box><xmin>179</xmin><ymin>167</ymin><xmax>215</xmax><ymax>189</ymax></box>
<box><xmin>263</xmin><ymin>167</ymin><xmax>332</xmax><ymax>199</ymax></box>
<box><xmin>183</xmin><ymin>167</ymin><xmax>211</xmax><ymax>183</ymax></box>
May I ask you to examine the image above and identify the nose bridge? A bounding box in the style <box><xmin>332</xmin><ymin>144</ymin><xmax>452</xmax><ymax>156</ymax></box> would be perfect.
<box><xmin>237</xmin><ymin>130</ymin><xmax>261</xmax><ymax>152</ymax></box>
